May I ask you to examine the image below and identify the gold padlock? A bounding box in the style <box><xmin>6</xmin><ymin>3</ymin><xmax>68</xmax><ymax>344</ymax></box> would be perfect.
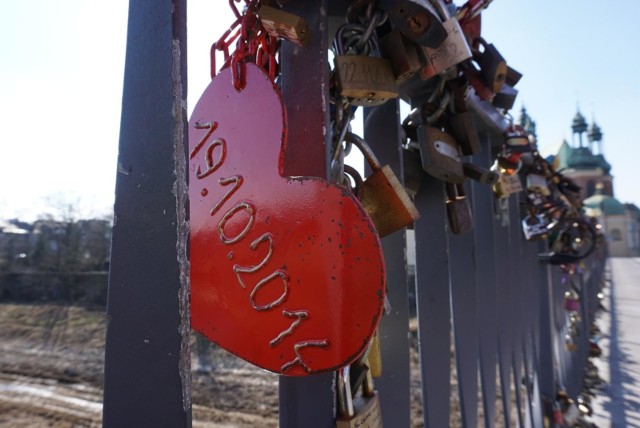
<box><xmin>336</xmin><ymin>367</ymin><xmax>383</xmax><ymax>428</ymax></box>
<box><xmin>345</xmin><ymin>132</ymin><xmax>420</xmax><ymax>237</ymax></box>
<box><xmin>333</xmin><ymin>24</ymin><xmax>399</xmax><ymax>106</ymax></box>
<box><xmin>257</xmin><ymin>5</ymin><xmax>309</xmax><ymax>46</ymax></box>
<box><xmin>367</xmin><ymin>330</ymin><xmax>382</xmax><ymax>378</ymax></box>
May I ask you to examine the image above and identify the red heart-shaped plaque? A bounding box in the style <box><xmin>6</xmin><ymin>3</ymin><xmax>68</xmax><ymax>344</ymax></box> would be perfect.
<box><xmin>189</xmin><ymin>63</ymin><xmax>385</xmax><ymax>376</ymax></box>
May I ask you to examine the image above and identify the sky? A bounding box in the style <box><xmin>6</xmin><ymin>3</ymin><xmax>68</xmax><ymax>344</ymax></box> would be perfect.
<box><xmin>1</xmin><ymin>0</ymin><xmax>639</xmax><ymax>221</ymax></box>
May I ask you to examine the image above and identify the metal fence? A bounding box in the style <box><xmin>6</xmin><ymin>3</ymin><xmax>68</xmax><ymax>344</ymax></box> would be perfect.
<box><xmin>102</xmin><ymin>1</ymin><xmax>607</xmax><ymax>427</ymax></box>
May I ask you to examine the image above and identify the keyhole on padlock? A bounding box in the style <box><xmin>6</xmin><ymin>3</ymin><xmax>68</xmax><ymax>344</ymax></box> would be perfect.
<box><xmin>408</xmin><ymin>16</ymin><xmax>423</xmax><ymax>31</ymax></box>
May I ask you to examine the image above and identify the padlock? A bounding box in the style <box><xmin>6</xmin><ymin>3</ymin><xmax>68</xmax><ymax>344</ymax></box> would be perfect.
<box><xmin>402</xmin><ymin>147</ymin><xmax>423</xmax><ymax>198</ymax></box>
<box><xmin>504</xmin><ymin>124</ymin><xmax>531</xmax><ymax>153</ymax></box>
<box><xmin>257</xmin><ymin>6</ymin><xmax>310</xmax><ymax>47</ymax></box>
<box><xmin>379</xmin><ymin>30</ymin><xmax>423</xmax><ymax>83</ymax></box>
<box><xmin>367</xmin><ymin>330</ymin><xmax>383</xmax><ymax>378</ymax></box>
<box><xmin>526</xmin><ymin>173</ymin><xmax>550</xmax><ymax>196</ymax></box>
<box><xmin>465</xmin><ymin>87</ymin><xmax>510</xmax><ymax>135</ymax></box>
<box><xmin>562</xmin><ymin>399</ymin><xmax>579</xmax><ymax>424</ymax></box>
<box><xmin>333</xmin><ymin>24</ymin><xmax>399</xmax><ymax>106</ymax></box>
<box><xmin>386</xmin><ymin>0</ymin><xmax>447</xmax><ymax>48</ymax></box>
<box><xmin>505</xmin><ymin>65</ymin><xmax>523</xmax><ymax>87</ymax></box>
<box><xmin>446</xmin><ymin>182</ymin><xmax>473</xmax><ymax>234</ymax></box>
<box><xmin>473</xmin><ymin>37</ymin><xmax>507</xmax><ymax>93</ymax></box>
<box><xmin>492</xmin><ymin>83</ymin><xmax>518</xmax><ymax>111</ymax></box>
<box><xmin>418</xmin><ymin>126</ymin><xmax>464</xmax><ymax>183</ymax></box>
<box><xmin>521</xmin><ymin>214</ymin><xmax>548</xmax><ymax>241</ymax></box>
<box><xmin>419</xmin><ymin>7</ymin><xmax>473</xmax><ymax>81</ymax></box>
<box><xmin>346</xmin><ymin>132</ymin><xmax>420</xmax><ymax>237</ymax></box>
<box><xmin>493</xmin><ymin>173</ymin><xmax>523</xmax><ymax>198</ymax></box>
<box><xmin>563</xmin><ymin>290</ymin><xmax>580</xmax><ymax>312</ymax></box>
<box><xmin>336</xmin><ymin>367</ymin><xmax>383</xmax><ymax>428</ymax></box>
<box><xmin>446</xmin><ymin>78</ymin><xmax>480</xmax><ymax>155</ymax></box>
<box><xmin>463</xmin><ymin>162</ymin><xmax>499</xmax><ymax>186</ymax></box>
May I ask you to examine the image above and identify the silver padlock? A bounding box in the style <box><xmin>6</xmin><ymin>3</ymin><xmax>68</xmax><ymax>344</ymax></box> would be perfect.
<box><xmin>419</xmin><ymin>1</ymin><xmax>472</xmax><ymax>80</ymax></box>
<box><xmin>526</xmin><ymin>173</ymin><xmax>550</xmax><ymax>196</ymax></box>
<box><xmin>522</xmin><ymin>214</ymin><xmax>548</xmax><ymax>241</ymax></box>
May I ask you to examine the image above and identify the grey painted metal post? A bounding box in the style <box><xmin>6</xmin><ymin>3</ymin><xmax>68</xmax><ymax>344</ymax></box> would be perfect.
<box><xmin>278</xmin><ymin>2</ymin><xmax>336</xmax><ymax>427</ymax></box>
<box><xmin>448</xmin><ymin>179</ymin><xmax>480</xmax><ymax>428</ymax></box>
<box><xmin>103</xmin><ymin>0</ymin><xmax>191</xmax><ymax>426</ymax></box>
<box><xmin>414</xmin><ymin>175</ymin><xmax>451</xmax><ymax>428</ymax></box>
<box><xmin>364</xmin><ymin>102</ymin><xmax>412</xmax><ymax>427</ymax></box>
<box><xmin>537</xmin><ymin>240</ymin><xmax>557</xmax><ymax>426</ymax></box>
<box><xmin>508</xmin><ymin>195</ymin><xmax>526</xmax><ymax>428</ymax></box>
<box><xmin>494</xmin><ymin>193</ymin><xmax>513</xmax><ymax>426</ymax></box>
<box><xmin>472</xmin><ymin>136</ymin><xmax>499</xmax><ymax>428</ymax></box>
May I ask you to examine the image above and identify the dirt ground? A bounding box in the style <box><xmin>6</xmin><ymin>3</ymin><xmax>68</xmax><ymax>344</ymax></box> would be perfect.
<box><xmin>0</xmin><ymin>303</ymin><xmax>517</xmax><ymax>427</ymax></box>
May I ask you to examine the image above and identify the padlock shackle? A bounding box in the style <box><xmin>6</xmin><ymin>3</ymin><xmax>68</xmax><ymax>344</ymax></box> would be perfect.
<box><xmin>345</xmin><ymin>132</ymin><xmax>382</xmax><ymax>171</ymax></box>
<box><xmin>427</xmin><ymin>0</ymin><xmax>451</xmax><ymax>20</ymax></box>
<box><xmin>336</xmin><ymin>366</ymin><xmax>354</xmax><ymax>418</ymax></box>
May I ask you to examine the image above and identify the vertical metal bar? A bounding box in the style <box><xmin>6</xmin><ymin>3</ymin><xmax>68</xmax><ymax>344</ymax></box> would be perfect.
<box><xmin>279</xmin><ymin>0</ymin><xmax>330</xmax><ymax>180</ymax></box>
<box><xmin>537</xmin><ymin>241</ymin><xmax>557</xmax><ymax>426</ymax></box>
<box><xmin>364</xmin><ymin>102</ymin><xmax>412</xmax><ymax>427</ymax></box>
<box><xmin>472</xmin><ymin>136</ymin><xmax>498</xmax><ymax>428</ymax></box>
<box><xmin>448</xmin><ymin>181</ymin><xmax>479</xmax><ymax>428</ymax></box>
<box><xmin>493</xmin><ymin>157</ymin><xmax>513</xmax><ymax>427</ymax></box>
<box><xmin>414</xmin><ymin>176</ymin><xmax>451</xmax><ymax>428</ymax></box>
<box><xmin>278</xmin><ymin>2</ymin><xmax>335</xmax><ymax>427</ymax></box>
<box><xmin>508</xmin><ymin>195</ymin><xmax>525</xmax><ymax>428</ymax></box>
<box><xmin>102</xmin><ymin>0</ymin><xmax>191</xmax><ymax>426</ymax></box>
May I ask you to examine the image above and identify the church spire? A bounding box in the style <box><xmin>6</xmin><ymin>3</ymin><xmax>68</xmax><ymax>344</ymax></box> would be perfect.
<box><xmin>571</xmin><ymin>109</ymin><xmax>588</xmax><ymax>148</ymax></box>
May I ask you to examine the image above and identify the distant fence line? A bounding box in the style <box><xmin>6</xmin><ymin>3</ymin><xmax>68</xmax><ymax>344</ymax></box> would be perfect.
<box><xmin>0</xmin><ymin>271</ymin><xmax>108</xmax><ymax>306</ymax></box>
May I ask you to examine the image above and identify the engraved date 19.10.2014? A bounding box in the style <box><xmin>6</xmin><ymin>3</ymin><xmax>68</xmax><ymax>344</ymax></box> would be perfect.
<box><xmin>190</xmin><ymin>120</ymin><xmax>329</xmax><ymax>374</ymax></box>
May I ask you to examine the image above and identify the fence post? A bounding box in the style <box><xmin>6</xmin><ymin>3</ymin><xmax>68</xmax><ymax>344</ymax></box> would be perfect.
<box><xmin>472</xmin><ymin>136</ymin><xmax>499</xmax><ymax>428</ymax></box>
<box><xmin>102</xmin><ymin>0</ymin><xmax>190</xmax><ymax>426</ymax></box>
<box><xmin>277</xmin><ymin>2</ymin><xmax>336</xmax><ymax>427</ymax></box>
<box><xmin>414</xmin><ymin>174</ymin><xmax>451</xmax><ymax>428</ymax></box>
<box><xmin>364</xmin><ymin>102</ymin><xmax>412</xmax><ymax>427</ymax></box>
<box><xmin>448</xmin><ymin>179</ymin><xmax>480</xmax><ymax>428</ymax></box>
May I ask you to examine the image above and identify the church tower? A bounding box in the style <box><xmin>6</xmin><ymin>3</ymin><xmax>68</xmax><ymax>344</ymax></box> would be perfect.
<box><xmin>555</xmin><ymin>110</ymin><xmax>613</xmax><ymax>199</ymax></box>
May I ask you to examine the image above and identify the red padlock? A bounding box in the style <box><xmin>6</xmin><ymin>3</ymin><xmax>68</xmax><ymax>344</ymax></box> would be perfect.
<box><xmin>189</xmin><ymin>63</ymin><xmax>386</xmax><ymax>376</ymax></box>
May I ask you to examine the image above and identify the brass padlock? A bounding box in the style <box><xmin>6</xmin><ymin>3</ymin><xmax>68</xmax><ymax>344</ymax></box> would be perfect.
<box><xmin>417</xmin><ymin>126</ymin><xmax>464</xmax><ymax>183</ymax></box>
<box><xmin>336</xmin><ymin>367</ymin><xmax>383</xmax><ymax>428</ymax></box>
<box><xmin>491</xmin><ymin>158</ymin><xmax>523</xmax><ymax>198</ymax></box>
<box><xmin>367</xmin><ymin>330</ymin><xmax>383</xmax><ymax>378</ymax></box>
<box><xmin>445</xmin><ymin>182</ymin><xmax>473</xmax><ymax>235</ymax></box>
<box><xmin>257</xmin><ymin>5</ymin><xmax>310</xmax><ymax>47</ymax></box>
<box><xmin>346</xmin><ymin>132</ymin><xmax>420</xmax><ymax>237</ymax></box>
<box><xmin>379</xmin><ymin>30</ymin><xmax>422</xmax><ymax>83</ymax></box>
<box><xmin>333</xmin><ymin>25</ymin><xmax>398</xmax><ymax>106</ymax></box>
<box><xmin>473</xmin><ymin>37</ymin><xmax>507</xmax><ymax>93</ymax></box>
<box><xmin>386</xmin><ymin>0</ymin><xmax>447</xmax><ymax>48</ymax></box>
<box><xmin>420</xmin><ymin>12</ymin><xmax>473</xmax><ymax>80</ymax></box>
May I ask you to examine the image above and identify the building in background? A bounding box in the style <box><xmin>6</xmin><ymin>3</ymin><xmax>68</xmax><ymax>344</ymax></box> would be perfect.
<box><xmin>544</xmin><ymin>110</ymin><xmax>640</xmax><ymax>257</ymax></box>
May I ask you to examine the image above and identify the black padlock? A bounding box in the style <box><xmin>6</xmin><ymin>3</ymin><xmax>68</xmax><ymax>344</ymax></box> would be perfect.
<box><xmin>493</xmin><ymin>83</ymin><xmax>518</xmax><ymax>111</ymax></box>
<box><xmin>446</xmin><ymin>78</ymin><xmax>481</xmax><ymax>156</ymax></box>
<box><xmin>386</xmin><ymin>0</ymin><xmax>448</xmax><ymax>48</ymax></box>
<box><xmin>473</xmin><ymin>37</ymin><xmax>507</xmax><ymax>93</ymax></box>
<box><xmin>446</xmin><ymin>182</ymin><xmax>473</xmax><ymax>234</ymax></box>
<box><xmin>506</xmin><ymin>65</ymin><xmax>523</xmax><ymax>87</ymax></box>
